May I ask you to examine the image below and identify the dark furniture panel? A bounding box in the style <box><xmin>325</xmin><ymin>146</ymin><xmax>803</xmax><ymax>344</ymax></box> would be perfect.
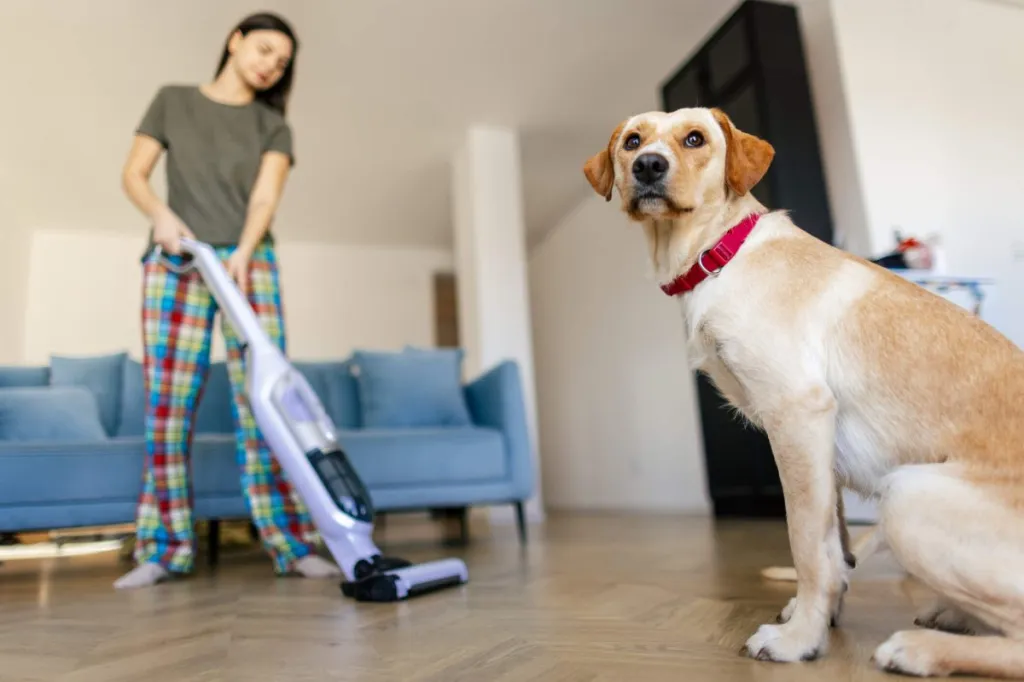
<box><xmin>659</xmin><ymin>0</ymin><xmax>834</xmax><ymax>518</ymax></box>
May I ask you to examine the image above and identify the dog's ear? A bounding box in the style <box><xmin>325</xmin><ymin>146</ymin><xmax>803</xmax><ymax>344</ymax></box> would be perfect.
<box><xmin>710</xmin><ymin>108</ymin><xmax>775</xmax><ymax>196</ymax></box>
<box><xmin>583</xmin><ymin>120</ymin><xmax>626</xmax><ymax>201</ymax></box>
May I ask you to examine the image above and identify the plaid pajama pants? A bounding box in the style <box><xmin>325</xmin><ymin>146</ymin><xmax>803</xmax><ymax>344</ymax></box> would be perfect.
<box><xmin>133</xmin><ymin>243</ymin><xmax>319</xmax><ymax>574</ymax></box>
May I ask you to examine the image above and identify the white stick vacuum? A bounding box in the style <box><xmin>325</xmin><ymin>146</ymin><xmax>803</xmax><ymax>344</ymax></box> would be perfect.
<box><xmin>165</xmin><ymin>238</ymin><xmax>469</xmax><ymax>602</ymax></box>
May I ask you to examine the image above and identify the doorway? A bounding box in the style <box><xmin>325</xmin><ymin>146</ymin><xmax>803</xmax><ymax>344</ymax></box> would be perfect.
<box><xmin>433</xmin><ymin>272</ymin><xmax>459</xmax><ymax>348</ymax></box>
<box><xmin>428</xmin><ymin>271</ymin><xmax>470</xmax><ymax>541</ymax></box>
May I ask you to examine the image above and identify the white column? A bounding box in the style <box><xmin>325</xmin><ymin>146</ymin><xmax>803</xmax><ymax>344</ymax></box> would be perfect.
<box><xmin>452</xmin><ymin>125</ymin><xmax>544</xmax><ymax>523</ymax></box>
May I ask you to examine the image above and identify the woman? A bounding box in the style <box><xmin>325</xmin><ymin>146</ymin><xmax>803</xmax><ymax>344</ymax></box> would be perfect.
<box><xmin>116</xmin><ymin>12</ymin><xmax>339</xmax><ymax>588</ymax></box>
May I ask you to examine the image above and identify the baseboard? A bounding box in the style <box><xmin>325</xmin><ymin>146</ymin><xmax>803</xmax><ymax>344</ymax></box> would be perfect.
<box><xmin>488</xmin><ymin>501</ymin><xmax>544</xmax><ymax>525</ymax></box>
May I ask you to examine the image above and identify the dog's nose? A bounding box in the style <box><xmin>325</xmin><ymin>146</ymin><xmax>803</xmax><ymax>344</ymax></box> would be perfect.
<box><xmin>632</xmin><ymin>153</ymin><xmax>668</xmax><ymax>184</ymax></box>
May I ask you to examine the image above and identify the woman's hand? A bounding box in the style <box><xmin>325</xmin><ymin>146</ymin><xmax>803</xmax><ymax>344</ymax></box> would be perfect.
<box><xmin>152</xmin><ymin>205</ymin><xmax>195</xmax><ymax>255</ymax></box>
<box><xmin>226</xmin><ymin>248</ymin><xmax>251</xmax><ymax>293</ymax></box>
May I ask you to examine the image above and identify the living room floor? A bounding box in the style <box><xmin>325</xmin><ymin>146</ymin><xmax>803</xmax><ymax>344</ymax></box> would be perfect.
<box><xmin>0</xmin><ymin>513</ymin><xmax>970</xmax><ymax>682</ymax></box>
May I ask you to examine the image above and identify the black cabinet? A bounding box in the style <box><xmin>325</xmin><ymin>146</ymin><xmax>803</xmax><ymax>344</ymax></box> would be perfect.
<box><xmin>659</xmin><ymin>0</ymin><xmax>834</xmax><ymax>518</ymax></box>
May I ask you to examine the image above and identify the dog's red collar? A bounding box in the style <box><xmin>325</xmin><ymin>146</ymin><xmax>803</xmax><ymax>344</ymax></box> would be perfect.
<box><xmin>660</xmin><ymin>212</ymin><xmax>762</xmax><ymax>297</ymax></box>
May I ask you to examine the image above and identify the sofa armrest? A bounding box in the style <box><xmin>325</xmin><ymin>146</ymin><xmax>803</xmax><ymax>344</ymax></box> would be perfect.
<box><xmin>464</xmin><ymin>360</ymin><xmax>535</xmax><ymax>500</ymax></box>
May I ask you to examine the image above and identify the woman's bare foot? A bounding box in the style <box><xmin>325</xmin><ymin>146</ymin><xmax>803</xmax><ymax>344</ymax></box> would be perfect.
<box><xmin>113</xmin><ymin>562</ymin><xmax>170</xmax><ymax>589</ymax></box>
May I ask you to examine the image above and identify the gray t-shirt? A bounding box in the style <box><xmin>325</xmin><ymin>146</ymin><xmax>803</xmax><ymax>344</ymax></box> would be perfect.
<box><xmin>135</xmin><ymin>84</ymin><xmax>294</xmax><ymax>257</ymax></box>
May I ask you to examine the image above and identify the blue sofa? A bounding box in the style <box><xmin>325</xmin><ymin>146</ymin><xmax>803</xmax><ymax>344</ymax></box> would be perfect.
<box><xmin>0</xmin><ymin>349</ymin><xmax>534</xmax><ymax>552</ymax></box>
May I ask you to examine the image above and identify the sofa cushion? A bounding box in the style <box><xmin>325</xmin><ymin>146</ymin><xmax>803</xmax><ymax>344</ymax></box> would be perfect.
<box><xmin>118</xmin><ymin>357</ymin><xmax>146</xmax><ymax>437</ymax></box>
<box><xmin>49</xmin><ymin>351</ymin><xmax>127</xmax><ymax>436</ymax></box>
<box><xmin>190</xmin><ymin>433</ymin><xmax>244</xmax><ymax>496</ymax></box>
<box><xmin>351</xmin><ymin>349</ymin><xmax>472</xmax><ymax>428</ymax></box>
<box><xmin>294</xmin><ymin>360</ymin><xmax>361</xmax><ymax>429</ymax></box>
<box><xmin>339</xmin><ymin>427</ymin><xmax>506</xmax><ymax>487</ymax></box>
<box><xmin>0</xmin><ymin>386</ymin><xmax>109</xmax><ymax>442</ymax></box>
<box><xmin>119</xmin><ymin>360</ymin><xmax>238</xmax><ymax>436</ymax></box>
<box><xmin>0</xmin><ymin>366</ymin><xmax>49</xmax><ymax>388</ymax></box>
<box><xmin>195</xmin><ymin>363</ymin><xmax>235</xmax><ymax>434</ymax></box>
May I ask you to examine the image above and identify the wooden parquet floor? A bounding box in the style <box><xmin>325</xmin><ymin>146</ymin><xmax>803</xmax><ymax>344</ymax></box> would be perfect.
<box><xmin>0</xmin><ymin>513</ymin><xmax>987</xmax><ymax>682</ymax></box>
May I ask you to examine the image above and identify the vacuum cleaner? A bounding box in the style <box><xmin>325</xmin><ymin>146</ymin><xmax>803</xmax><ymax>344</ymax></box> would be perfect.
<box><xmin>164</xmin><ymin>238</ymin><xmax>469</xmax><ymax>602</ymax></box>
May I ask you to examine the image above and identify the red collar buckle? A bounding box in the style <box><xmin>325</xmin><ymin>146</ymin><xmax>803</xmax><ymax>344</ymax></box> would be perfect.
<box><xmin>660</xmin><ymin>212</ymin><xmax>762</xmax><ymax>297</ymax></box>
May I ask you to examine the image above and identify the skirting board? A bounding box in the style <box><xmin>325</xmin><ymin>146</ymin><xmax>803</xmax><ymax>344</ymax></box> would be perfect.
<box><xmin>488</xmin><ymin>501</ymin><xmax>545</xmax><ymax>525</ymax></box>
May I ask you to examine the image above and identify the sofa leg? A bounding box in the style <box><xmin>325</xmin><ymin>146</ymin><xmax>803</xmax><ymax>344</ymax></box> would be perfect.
<box><xmin>207</xmin><ymin>520</ymin><xmax>220</xmax><ymax>568</ymax></box>
<box><xmin>459</xmin><ymin>507</ymin><xmax>469</xmax><ymax>545</ymax></box>
<box><xmin>514</xmin><ymin>502</ymin><xmax>527</xmax><ymax>545</ymax></box>
<box><xmin>437</xmin><ymin>507</ymin><xmax>469</xmax><ymax>547</ymax></box>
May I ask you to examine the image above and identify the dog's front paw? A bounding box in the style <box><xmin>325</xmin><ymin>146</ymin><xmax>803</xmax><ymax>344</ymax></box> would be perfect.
<box><xmin>741</xmin><ymin>621</ymin><xmax>828</xmax><ymax>663</ymax></box>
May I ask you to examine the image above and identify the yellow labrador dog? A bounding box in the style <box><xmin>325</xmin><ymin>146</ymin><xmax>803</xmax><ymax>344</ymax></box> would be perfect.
<box><xmin>583</xmin><ymin>107</ymin><xmax>1024</xmax><ymax>677</ymax></box>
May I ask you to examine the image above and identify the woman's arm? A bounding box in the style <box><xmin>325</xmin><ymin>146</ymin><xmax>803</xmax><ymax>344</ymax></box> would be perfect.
<box><xmin>122</xmin><ymin>135</ymin><xmax>167</xmax><ymax>219</ymax></box>
<box><xmin>121</xmin><ymin>133</ymin><xmax>193</xmax><ymax>252</ymax></box>
<box><xmin>237</xmin><ymin>151</ymin><xmax>292</xmax><ymax>258</ymax></box>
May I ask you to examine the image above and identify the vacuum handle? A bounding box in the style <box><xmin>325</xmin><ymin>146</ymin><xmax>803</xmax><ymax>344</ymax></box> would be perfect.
<box><xmin>174</xmin><ymin>237</ymin><xmax>267</xmax><ymax>349</ymax></box>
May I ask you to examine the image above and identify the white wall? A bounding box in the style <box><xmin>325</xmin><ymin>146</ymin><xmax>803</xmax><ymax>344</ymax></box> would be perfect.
<box><xmin>0</xmin><ymin>225</ymin><xmax>30</xmax><ymax>364</ymax></box>
<box><xmin>21</xmin><ymin>229</ymin><xmax>452</xmax><ymax>365</ymax></box>
<box><xmin>828</xmin><ymin>0</ymin><xmax>1024</xmax><ymax>343</ymax></box>
<box><xmin>529</xmin><ymin>197</ymin><xmax>710</xmax><ymax>513</ymax></box>
<box><xmin>831</xmin><ymin>0</ymin><xmax>1024</xmax><ymax>259</ymax></box>
<box><xmin>794</xmin><ymin>0</ymin><xmax>873</xmax><ymax>258</ymax></box>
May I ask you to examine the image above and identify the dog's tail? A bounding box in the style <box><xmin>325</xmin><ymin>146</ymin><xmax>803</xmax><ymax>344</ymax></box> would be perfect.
<box><xmin>760</xmin><ymin>526</ymin><xmax>883</xmax><ymax>582</ymax></box>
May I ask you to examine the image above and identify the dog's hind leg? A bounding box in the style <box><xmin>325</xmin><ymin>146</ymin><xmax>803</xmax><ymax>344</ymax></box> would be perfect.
<box><xmin>914</xmin><ymin>597</ymin><xmax>997</xmax><ymax>636</ymax></box>
<box><xmin>871</xmin><ymin>464</ymin><xmax>1024</xmax><ymax>678</ymax></box>
<box><xmin>875</xmin><ymin>631</ymin><xmax>1024</xmax><ymax>678</ymax></box>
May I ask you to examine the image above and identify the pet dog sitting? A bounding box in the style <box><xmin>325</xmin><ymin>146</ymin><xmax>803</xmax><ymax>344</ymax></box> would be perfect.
<box><xmin>582</xmin><ymin>106</ymin><xmax>1024</xmax><ymax>678</ymax></box>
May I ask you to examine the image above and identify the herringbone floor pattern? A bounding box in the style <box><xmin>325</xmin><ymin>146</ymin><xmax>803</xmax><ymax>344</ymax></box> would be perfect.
<box><xmin>0</xmin><ymin>514</ymin><xmax>970</xmax><ymax>681</ymax></box>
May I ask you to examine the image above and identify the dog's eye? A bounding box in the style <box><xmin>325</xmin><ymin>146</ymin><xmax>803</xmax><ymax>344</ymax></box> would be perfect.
<box><xmin>623</xmin><ymin>133</ymin><xmax>641</xmax><ymax>151</ymax></box>
<box><xmin>683</xmin><ymin>131</ymin><xmax>705</xmax><ymax>148</ymax></box>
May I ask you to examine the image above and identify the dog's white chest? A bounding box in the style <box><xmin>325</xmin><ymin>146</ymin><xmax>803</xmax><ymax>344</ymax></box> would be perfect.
<box><xmin>680</xmin><ymin>320</ymin><xmax>759</xmax><ymax>424</ymax></box>
<box><xmin>834</xmin><ymin>408</ymin><xmax>890</xmax><ymax>497</ymax></box>
<box><xmin>678</xmin><ymin>293</ymin><xmax>719</xmax><ymax>369</ymax></box>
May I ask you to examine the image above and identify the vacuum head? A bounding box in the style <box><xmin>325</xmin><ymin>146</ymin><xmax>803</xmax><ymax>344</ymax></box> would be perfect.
<box><xmin>172</xmin><ymin>238</ymin><xmax>469</xmax><ymax>602</ymax></box>
<box><xmin>341</xmin><ymin>556</ymin><xmax>469</xmax><ymax>602</ymax></box>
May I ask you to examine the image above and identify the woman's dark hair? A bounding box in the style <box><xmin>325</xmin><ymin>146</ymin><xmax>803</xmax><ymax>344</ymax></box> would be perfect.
<box><xmin>215</xmin><ymin>12</ymin><xmax>299</xmax><ymax>116</ymax></box>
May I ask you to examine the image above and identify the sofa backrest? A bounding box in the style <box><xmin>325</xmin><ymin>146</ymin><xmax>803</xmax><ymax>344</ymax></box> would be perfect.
<box><xmin>0</xmin><ymin>353</ymin><xmax>364</xmax><ymax>439</ymax></box>
<box><xmin>293</xmin><ymin>360</ymin><xmax>362</xmax><ymax>429</ymax></box>
<box><xmin>118</xmin><ymin>357</ymin><xmax>363</xmax><ymax>436</ymax></box>
<box><xmin>0</xmin><ymin>366</ymin><xmax>50</xmax><ymax>388</ymax></box>
<box><xmin>1</xmin><ymin>347</ymin><xmax>473</xmax><ymax>438</ymax></box>
<box><xmin>117</xmin><ymin>358</ymin><xmax>239</xmax><ymax>437</ymax></box>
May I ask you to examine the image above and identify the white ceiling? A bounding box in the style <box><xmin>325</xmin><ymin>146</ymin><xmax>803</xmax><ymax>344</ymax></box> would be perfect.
<box><xmin>0</xmin><ymin>0</ymin><xmax>740</xmax><ymax>249</ymax></box>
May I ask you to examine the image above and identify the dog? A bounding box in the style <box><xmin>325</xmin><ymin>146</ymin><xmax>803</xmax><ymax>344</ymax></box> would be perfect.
<box><xmin>760</xmin><ymin>485</ymin><xmax>873</xmax><ymax>583</ymax></box>
<box><xmin>582</xmin><ymin>106</ymin><xmax>1024</xmax><ymax>677</ymax></box>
